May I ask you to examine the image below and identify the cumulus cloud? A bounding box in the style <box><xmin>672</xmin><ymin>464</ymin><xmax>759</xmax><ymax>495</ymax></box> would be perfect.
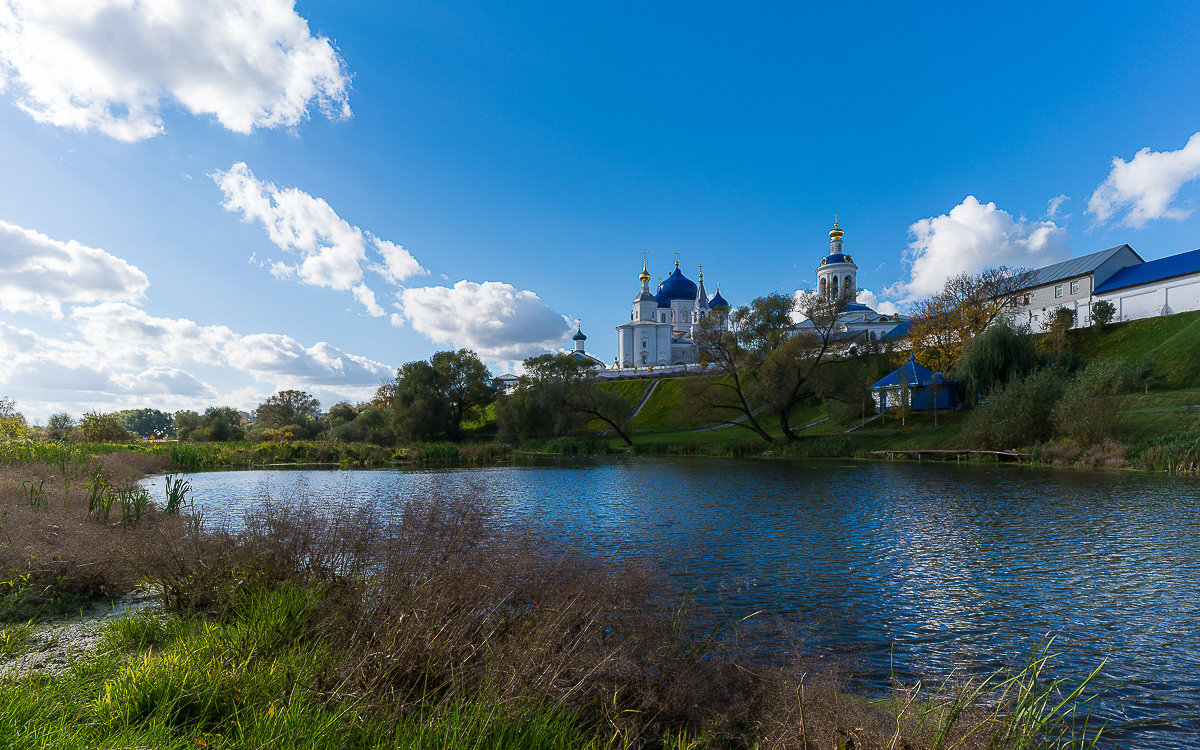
<box><xmin>0</xmin><ymin>219</ymin><xmax>149</xmax><ymax>319</ymax></box>
<box><xmin>0</xmin><ymin>0</ymin><xmax>350</xmax><ymax>141</ymax></box>
<box><xmin>396</xmin><ymin>281</ymin><xmax>572</xmax><ymax>360</ymax></box>
<box><xmin>856</xmin><ymin>289</ymin><xmax>899</xmax><ymax>316</ymax></box>
<box><xmin>1087</xmin><ymin>132</ymin><xmax>1200</xmax><ymax>227</ymax></box>
<box><xmin>111</xmin><ymin>367</ymin><xmax>217</xmax><ymax>399</ymax></box>
<box><xmin>68</xmin><ymin>302</ymin><xmax>391</xmax><ymax>387</ymax></box>
<box><xmin>891</xmin><ymin>196</ymin><xmax>1069</xmax><ymax>301</ymax></box>
<box><xmin>224</xmin><ymin>335</ymin><xmax>392</xmax><ymax>385</ymax></box>
<box><xmin>212</xmin><ymin>162</ymin><xmax>426</xmax><ymax>314</ymax></box>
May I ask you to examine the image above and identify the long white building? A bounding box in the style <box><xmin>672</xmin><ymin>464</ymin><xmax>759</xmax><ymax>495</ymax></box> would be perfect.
<box><xmin>1007</xmin><ymin>244</ymin><xmax>1200</xmax><ymax>327</ymax></box>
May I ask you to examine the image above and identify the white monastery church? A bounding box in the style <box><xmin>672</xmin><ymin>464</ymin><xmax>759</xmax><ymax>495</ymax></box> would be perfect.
<box><xmin>614</xmin><ymin>257</ymin><xmax>730</xmax><ymax>368</ymax></box>
<box><xmin>608</xmin><ymin>223</ymin><xmax>908</xmax><ymax>371</ymax></box>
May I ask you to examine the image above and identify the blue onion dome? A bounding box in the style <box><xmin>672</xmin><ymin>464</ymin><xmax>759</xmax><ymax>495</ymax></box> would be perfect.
<box><xmin>572</xmin><ymin>326</ymin><xmax>587</xmax><ymax>341</ymax></box>
<box><xmin>659</xmin><ymin>261</ymin><xmax>698</xmax><ymax>300</ymax></box>
<box><xmin>655</xmin><ymin>282</ymin><xmax>671</xmax><ymax>308</ymax></box>
<box><xmin>821</xmin><ymin>253</ymin><xmax>849</xmax><ymax>264</ymax></box>
<box><xmin>709</xmin><ymin>285</ymin><xmax>729</xmax><ymax>309</ymax></box>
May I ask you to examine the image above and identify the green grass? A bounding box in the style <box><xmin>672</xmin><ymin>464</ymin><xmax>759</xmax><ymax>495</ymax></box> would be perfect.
<box><xmin>584</xmin><ymin>379</ymin><xmax>653</xmax><ymax>431</ymax></box>
<box><xmin>1070</xmin><ymin>308</ymin><xmax>1200</xmax><ymax>387</ymax></box>
<box><xmin>0</xmin><ymin>587</ymin><xmax>691</xmax><ymax>750</ymax></box>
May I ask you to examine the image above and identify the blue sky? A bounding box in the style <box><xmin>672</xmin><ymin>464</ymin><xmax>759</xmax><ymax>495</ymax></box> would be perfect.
<box><xmin>3</xmin><ymin>0</ymin><xmax>1200</xmax><ymax>422</ymax></box>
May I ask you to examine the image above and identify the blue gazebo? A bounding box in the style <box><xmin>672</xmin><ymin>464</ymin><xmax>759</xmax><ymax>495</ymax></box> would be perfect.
<box><xmin>872</xmin><ymin>355</ymin><xmax>956</xmax><ymax>413</ymax></box>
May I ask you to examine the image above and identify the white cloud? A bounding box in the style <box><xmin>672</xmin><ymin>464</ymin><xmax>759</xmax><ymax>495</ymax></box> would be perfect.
<box><xmin>223</xmin><ymin>335</ymin><xmax>392</xmax><ymax>385</ymax></box>
<box><xmin>112</xmin><ymin>367</ymin><xmax>216</xmax><ymax>399</ymax></box>
<box><xmin>1087</xmin><ymin>132</ymin><xmax>1200</xmax><ymax>227</ymax></box>
<box><xmin>371</xmin><ymin>237</ymin><xmax>425</xmax><ymax>284</ymax></box>
<box><xmin>352</xmin><ymin>284</ymin><xmax>385</xmax><ymax>317</ymax></box>
<box><xmin>70</xmin><ymin>302</ymin><xmax>391</xmax><ymax>386</ymax></box>
<box><xmin>212</xmin><ymin>162</ymin><xmax>426</xmax><ymax>314</ymax></box>
<box><xmin>856</xmin><ymin>289</ymin><xmax>899</xmax><ymax>316</ymax></box>
<box><xmin>0</xmin><ymin>219</ymin><xmax>149</xmax><ymax>319</ymax></box>
<box><xmin>396</xmin><ymin>280</ymin><xmax>572</xmax><ymax>360</ymax></box>
<box><xmin>0</xmin><ymin>0</ymin><xmax>350</xmax><ymax>141</ymax></box>
<box><xmin>892</xmin><ymin>196</ymin><xmax>1069</xmax><ymax>301</ymax></box>
<box><xmin>1047</xmin><ymin>194</ymin><xmax>1069</xmax><ymax>218</ymax></box>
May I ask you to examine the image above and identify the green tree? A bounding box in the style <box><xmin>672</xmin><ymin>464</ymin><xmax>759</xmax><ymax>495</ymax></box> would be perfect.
<box><xmin>1042</xmin><ymin>306</ymin><xmax>1077</xmax><ymax>357</ymax></box>
<box><xmin>1091</xmin><ymin>299</ymin><xmax>1117</xmax><ymax>329</ymax></box>
<box><xmin>0</xmin><ymin>397</ymin><xmax>31</xmax><ymax>439</ymax></box>
<box><xmin>45</xmin><ymin>413</ymin><xmax>77</xmax><ymax>441</ymax></box>
<box><xmin>391</xmin><ymin>350</ymin><xmax>499</xmax><ymax>442</ymax></box>
<box><xmin>114</xmin><ymin>408</ymin><xmax>174</xmax><ymax>438</ymax></box>
<box><xmin>1052</xmin><ymin>358</ymin><xmax>1137</xmax><ymax>445</ymax></box>
<box><xmin>332</xmin><ymin>406</ymin><xmax>395</xmax><ymax>445</ymax></box>
<box><xmin>500</xmin><ymin>354</ymin><xmax>635</xmax><ymax>445</ymax></box>
<box><xmin>963</xmin><ymin>368</ymin><xmax>1069</xmax><ymax>450</ymax></box>
<box><xmin>325</xmin><ymin>402</ymin><xmax>358</xmax><ymax>429</ymax></box>
<box><xmin>430</xmin><ymin>350</ymin><xmax>499</xmax><ymax>441</ymax></box>
<box><xmin>690</xmin><ymin>291</ymin><xmax>846</xmax><ymax>443</ymax></box>
<box><xmin>255</xmin><ymin>390</ymin><xmax>321</xmax><ymax>436</ymax></box>
<box><xmin>951</xmin><ymin>319</ymin><xmax>1038</xmax><ymax>404</ymax></box>
<box><xmin>495</xmin><ymin>385</ymin><xmax>556</xmax><ymax>442</ymax></box>
<box><xmin>174</xmin><ymin>410</ymin><xmax>200</xmax><ymax>440</ymax></box>
<box><xmin>79</xmin><ymin>411</ymin><xmax>134</xmax><ymax>443</ymax></box>
<box><xmin>185</xmin><ymin>407</ymin><xmax>244</xmax><ymax>442</ymax></box>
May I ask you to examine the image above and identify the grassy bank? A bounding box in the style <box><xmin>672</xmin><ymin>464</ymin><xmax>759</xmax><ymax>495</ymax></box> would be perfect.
<box><xmin>0</xmin><ymin>453</ymin><xmax>1107</xmax><ymax>748</ymax></box>
<box><xmin>0</xmin><ymin>437</ymin><xmax>516</xmax><ymax>472</ymax></box>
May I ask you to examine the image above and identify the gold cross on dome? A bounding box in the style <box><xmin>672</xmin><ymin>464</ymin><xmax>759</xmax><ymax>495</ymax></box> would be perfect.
<box><xmin>673</xmin><ymin>250</ymin><xmax>680</xmax><ymax>264</ymax></box>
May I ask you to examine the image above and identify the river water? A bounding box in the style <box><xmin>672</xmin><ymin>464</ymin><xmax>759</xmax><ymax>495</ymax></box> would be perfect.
<box><xmin>143</xmin><ymin>457</ymin><xmax>1200</xmax><ymax>747</ymax></box>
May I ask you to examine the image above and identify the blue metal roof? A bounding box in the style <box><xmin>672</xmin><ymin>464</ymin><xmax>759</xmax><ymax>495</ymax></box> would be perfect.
<box><xmin>1020</xmin><ymin>244</ymin><xmax>1141</xmax><ymax>289</ymax></box>
<box><xmin>841</xmin><ymin>302</ymin><xmax>873</xmax><ymax>313</ymax></box>
<box><xmin>871</xmin><ymin>355</ymin><xmax>948</xmax><ymax>388</ymax></box>
<box><xmin>1093</xmin><ymin>248</ymin><xmax>1200</xmax><ymax>293</ymax></box>
<box><xmin>879</xmin><ymin>319</ymin><xmax>911</xmax><ymax>341</ymax></box>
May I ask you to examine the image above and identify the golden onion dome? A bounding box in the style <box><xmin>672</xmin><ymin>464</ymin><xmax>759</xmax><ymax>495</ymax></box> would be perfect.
<box><xmin>639</xmin><ymin>260</ymin><xmax>651</xmax><ymax>283</ymax></box>
<box><xmin>829</xmin><ymin>222</ymin><xmax>844</xmax><ymax>240</ymax></box>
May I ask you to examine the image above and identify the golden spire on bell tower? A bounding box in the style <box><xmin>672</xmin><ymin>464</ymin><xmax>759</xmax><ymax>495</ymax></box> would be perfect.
<box><xmin>829</xmin><ymin>214</ymin><xmax>844</xmax><ymax>240</ymax></box>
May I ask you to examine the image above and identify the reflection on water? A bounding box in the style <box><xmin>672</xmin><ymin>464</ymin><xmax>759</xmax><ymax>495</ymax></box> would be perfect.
<box><xmin>143</xmin><ymin>457</ymin><xmax>1200</xmax><ymax>747</ymax></box>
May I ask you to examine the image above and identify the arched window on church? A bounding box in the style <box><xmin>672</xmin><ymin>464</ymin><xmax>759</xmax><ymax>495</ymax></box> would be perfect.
<box><xmin>661</xmin><ymin>313</ymin><xmax>667</xmax><ymax>322</ymax></box>
<box><xmin>844</xmin><ymin>277</ymin><xmax>853</xmax><ymax>298</ymax></box>
<box><xmin>831</xmin><ymin>275</ymin><xmax>839</xmax><ymax>299</ymax></box>
<box><xmin>819</xmin><ymin>277</ymin><xmax>826</xmax><ymax>297</ymax></box>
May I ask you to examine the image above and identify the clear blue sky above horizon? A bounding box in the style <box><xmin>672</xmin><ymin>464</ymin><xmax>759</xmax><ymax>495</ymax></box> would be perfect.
<box><xmin>3</xmin><ymin>0</ymin><xmax>1200</xmax><ymax>422</ymax></box>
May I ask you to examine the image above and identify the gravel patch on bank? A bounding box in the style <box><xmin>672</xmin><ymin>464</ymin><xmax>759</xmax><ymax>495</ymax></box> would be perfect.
<box><xmin>0</xmin><ymin>592</ymin><xmax>156</xmax><ymax>679</ymax></box>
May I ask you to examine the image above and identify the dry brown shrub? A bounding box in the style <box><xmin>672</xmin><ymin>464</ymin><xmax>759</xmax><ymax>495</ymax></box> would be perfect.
<box><xmin>0</xmin><ymin>453</ymin><xmax>176</xmax><ymax>617</ymax></box>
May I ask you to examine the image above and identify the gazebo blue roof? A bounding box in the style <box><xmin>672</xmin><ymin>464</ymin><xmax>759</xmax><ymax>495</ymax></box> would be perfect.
<box><xmin>872</xmin><ymin>355</ymin><xmax>944</xmax><ymax>388</ymax></box>
<box><xmin>1093</xmin><ymin>247</ymin><xmax>1200</xmax><ymax>293</ymax></box>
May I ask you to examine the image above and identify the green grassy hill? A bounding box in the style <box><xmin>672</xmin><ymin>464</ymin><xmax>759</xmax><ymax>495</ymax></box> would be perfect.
<box><xmin>1068</xmin><ymin>308</ymin><xmax>1200</xmax><ymax>387</ymax></box>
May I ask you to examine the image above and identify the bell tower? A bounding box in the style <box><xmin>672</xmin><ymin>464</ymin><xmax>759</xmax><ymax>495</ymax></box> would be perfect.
<box><xmin>816</xmin><ymin>220</ymin><xmax>858</xmax><ymax>302</ymax></box>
